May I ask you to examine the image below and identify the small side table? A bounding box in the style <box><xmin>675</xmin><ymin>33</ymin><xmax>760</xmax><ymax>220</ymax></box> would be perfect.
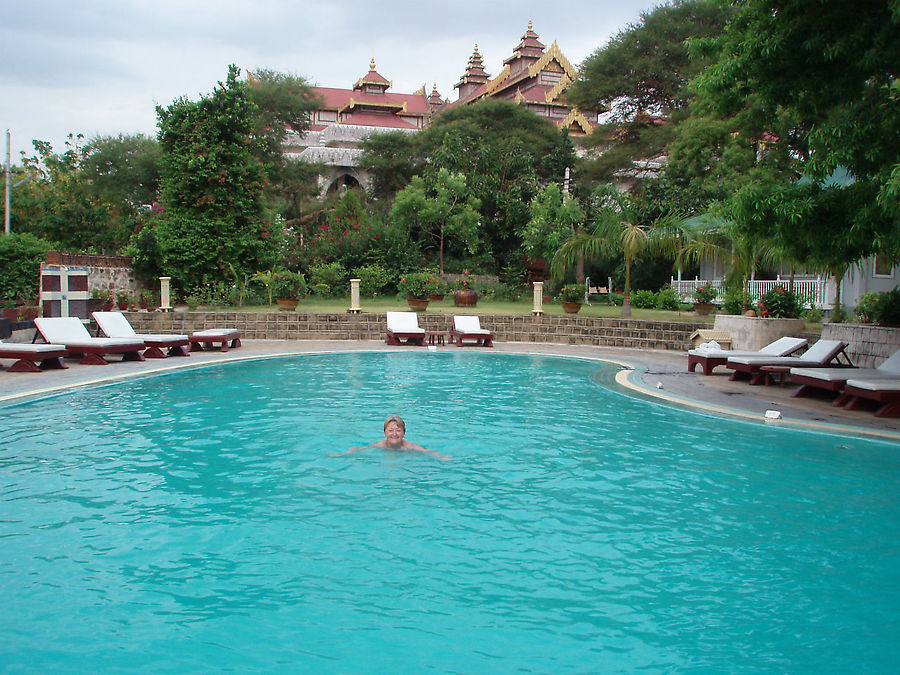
<box><xmin>426</xmin><ymin>331</ymin><xmax>446</xmax><ymax>346</ymax></box>
<box><xmin>760</xmin><ymin>365</ymin><xmax>792</xmax><ymax>387</ymax></box>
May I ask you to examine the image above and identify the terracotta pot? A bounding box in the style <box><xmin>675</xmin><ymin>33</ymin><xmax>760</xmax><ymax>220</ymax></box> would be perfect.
<box><xmin>429</xmin><ymin>294</ymin><xmax>444</xmax><ymax>302</ymax></box>
<box><xmin>693</xmin><ymin>302</ymin><xmax>715</xmax><ymax>316</ymax></box>
<box><xmin>2</xmin><ymin>308</ymin><xmax>18</xmax><ymax>321</ymax></box>
<box><xmin>117</xmin><ymin>301</ymin><xmax>128</xmax><ymax>310</ymax></box>
<box><xmin>561</xmin><ymin>301</ymin><xmax>582</xmax><ymax>314</ymax></box>
<box><xmin>406</xmin><ymin>297</ymin><xmax>429</xmax><ymax>311</ymax></box>
<box><xmin>276</xmin><ymin>298</ymin><xmax>299</xmax><ymax>311</ymax></box>
<box><xmin>453</xmin><ymin>289</ymin><xmax>478</xmax><ymax>307</ymax></box>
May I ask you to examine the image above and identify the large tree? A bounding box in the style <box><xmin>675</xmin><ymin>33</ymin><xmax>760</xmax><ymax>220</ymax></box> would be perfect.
<box><xmin>360</xmin><ymin>99</ymin><xmax>576</xmax><ymax>272</ymax></box>
<box><xmin>82</xmin><ymin>133</ymin><xmax>161</xmax><ymax>218</ymax></box>
<box><xmin>679</xmin><ymin>0</ymin><xmax>900</xmax><ymax>270</ymax></box>
<box><xmin>570</xmin><ymin>0</ymin><xmax>731</xmax><ymax>183</ymax></box>
<box><xmin>153</xmin><ymin>65</ymin><xmax>281</xmax><ymax>293</ymax></box>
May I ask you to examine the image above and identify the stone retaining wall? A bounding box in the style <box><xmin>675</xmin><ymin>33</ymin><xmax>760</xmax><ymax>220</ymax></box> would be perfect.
<box><xmin>126</xmin><ymin>311</ymin><xmax>706</xmax><ymax>351</ymax></box>
<box><xmin>821</xmin><ymin>323</ymin><xmax>900</xmax><ymax>367</ymax></box>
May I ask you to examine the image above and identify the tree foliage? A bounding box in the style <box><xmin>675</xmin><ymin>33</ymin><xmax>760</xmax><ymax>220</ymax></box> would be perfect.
<box><xmin>571</xmin><ymin>0</ymin><xmax>731</xmax><ymax>182</ymax></box>
<box><xmin>154</xmin><ymin>65</ymin><xmax>281</xmax><ymax>293</ymax></box>
<box><xmin>523</xmin><ymin>183</ymin><xmax>586</xmax><ymax>265</ymax></box>
<box><xmin>677</xmin><ymin>0</ymin><xmax>900</xmax><ymax>268</ymax></box>
<box><xmin>82</xmin><ymin>133</ymin><xmax>161</xmax><ymax>217</ymax></box>
<box><xmin>0</xmin><ymin>233</ymin><xmax>54</xmax><ymax>304</ymax></box>
<box><xmin>390</xmin><ymin>168</ymin><xmax>481</xmax><ymax>274</ymax></box>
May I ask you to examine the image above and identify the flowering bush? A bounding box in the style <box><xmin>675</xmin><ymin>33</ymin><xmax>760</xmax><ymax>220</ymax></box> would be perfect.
<box><xmin>398</xmin><ymin>272</ymin><xmax>440</xmax><ymax>299</ymax></box>
<box><xmin>757</xmin><ymin>285</ymin><xmax>802</xmax><ymax>318</ymax></box>
<box><xmin>454</xmin><ymin>275</ymin><xmax>475</xmax><ymax>290</ymax></box>
<box><xmin>693</xmin><ymin>284</ymin><xmax>718</xmax><ymax>304</ymax></box>
<box><xmin>558</xmin><ymin>285</ymin><xmax>585</xmax><ymax>303</ymax></box>
<box><xmin>273</xmin><ymin>271</ymin><xmax>306</xmax><ymax>299</ymax></box>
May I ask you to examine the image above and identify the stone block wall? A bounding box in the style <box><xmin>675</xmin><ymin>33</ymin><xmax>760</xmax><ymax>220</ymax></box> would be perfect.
<box><xmin>126</xmin><ymin>311</ymin><xmax>706</xmax><ymax>351</ymax></box>
<box><xmin>45</xmin><ymin>250</ymin><xmax>138</xmax><ymax>294</ymax></box>
<box><xmin>822</xmin><ymin>323</ymin><xmax>900</xmax><ymax>367</ymax></box>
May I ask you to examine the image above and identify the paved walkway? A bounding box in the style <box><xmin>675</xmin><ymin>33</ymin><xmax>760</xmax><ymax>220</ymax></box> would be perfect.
<box><xmin>2</xmin><ymin>340</ymin><xmax>898</xmax><ymax>442</ymax></box>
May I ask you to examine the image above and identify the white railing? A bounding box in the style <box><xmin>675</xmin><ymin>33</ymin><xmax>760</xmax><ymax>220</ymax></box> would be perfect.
<box><xmin>670</xmin><ymin>276</ymin><xmax>830</xmax><ymax>308</ymax></box>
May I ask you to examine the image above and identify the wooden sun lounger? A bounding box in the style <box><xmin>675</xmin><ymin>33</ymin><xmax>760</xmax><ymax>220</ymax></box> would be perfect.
<box><xmin>790</xmin><ymin>349</ymin><xmax>900</xmax><ymax>403</ymax></box>
<box><xmin>450</xmin><ymin>315</ymin><xmax>494</xmax><ymax>347</ymax></box>
<box><xmin>92</xmin><ymin>311</ymin><xmax>191</xmax><ymax>359</ymax></box>
<box><xmin>189</xmin><ymin>329</ymin><xmax>242</xmax><ymax>352</ymax></box>
<box><xmin>0</xmin><ymin>341</ymin><xmax>69</xmax><ymax>372</ymax></box>
<box><xmin>687</xmin><ymin>336</ymin><xmax>807</xmax><ymax>376</ymax></box>
<box><xmin>840</xmin><ymin>378</ymin><xmax>900</xmax><ymax>417</ymax></box>
<box><xmin>385</xmin><ymin>312</ymin><xmax>426</xmax><ymax>346</ymax></box>
<box><xmin>725</xmin><ymin>339</ymin><xmax>852</xmax><ymax>386</ymax></box>
<box><xmin>34</xmin><ymin>317</ymin><xmax>146</xmax><ymax>366</ymax></box>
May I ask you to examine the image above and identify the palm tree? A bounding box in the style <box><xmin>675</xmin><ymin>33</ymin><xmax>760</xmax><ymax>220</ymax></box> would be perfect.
<box><xmin>551</xmin><ymin>184</ymin><xmax>680</xmax><ymax>317</ymax></box>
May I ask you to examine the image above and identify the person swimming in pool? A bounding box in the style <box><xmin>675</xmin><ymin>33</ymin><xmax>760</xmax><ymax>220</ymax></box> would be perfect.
<box><xmin>333</xmin><ymin>415</ymin><xmax>449</xmax><ymax>460</ymax></box>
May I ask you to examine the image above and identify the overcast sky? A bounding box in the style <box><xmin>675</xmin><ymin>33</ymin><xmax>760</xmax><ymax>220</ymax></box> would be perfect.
<box><xmin>1</xmin><ymin>0</ymin><xmax>661</xmax><ymax>164</ymax></box>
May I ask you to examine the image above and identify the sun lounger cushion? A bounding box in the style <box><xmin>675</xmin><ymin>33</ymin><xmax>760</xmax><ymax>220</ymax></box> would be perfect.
<box><xmin>725</xmin><ymin>339</ymin><xmax>850</xmax><ymax>385</ymax></box>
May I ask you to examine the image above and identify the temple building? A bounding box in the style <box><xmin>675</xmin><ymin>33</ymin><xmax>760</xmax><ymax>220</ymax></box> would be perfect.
<box><xmin>283</xmin><ymin>59</ymin><xmax>443</xmax><ymax>194</ymax></box>
<box><xmin>287</xmin><ymin>23</ymin><xmax>595</xmax><ymax>194</ymax></box>
<box><xmin>451</xmin><ymin>22</ymin><xmax>598</xmax><ymax>136</ymax></box>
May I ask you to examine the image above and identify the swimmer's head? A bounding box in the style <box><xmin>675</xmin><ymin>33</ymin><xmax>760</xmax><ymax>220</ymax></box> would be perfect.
<box><xmin>384</xmin><ymin>415</ymin><xmax>405</xmax><ymax>432</ymax></box>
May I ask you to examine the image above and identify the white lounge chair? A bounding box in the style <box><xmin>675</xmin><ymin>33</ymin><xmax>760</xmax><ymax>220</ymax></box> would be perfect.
<box><xmin>385</xmin><ymin>312</ymin><xmax>425</xmax><ymax>346</ymax></box>
<box><xmin>687</xmin><ymin>336</ymin><xmax>808</xmax><ymax>375</ymax></box>
<box><xmin>34</xmin><ymin>317</ymin><xmax>146</xmax><ymax>365</ymax></box>
<box><xmin>450</xmin><ymin>315</ymin><xmax>494</xmax><ymax>347</ymax></box>
<box><xmin>725</xmin><ymin>338</ymin><xmax>852</xmax><ymax>386</ymax></box>
<box><xmin>840</xmin><ymin>377</ymin><xmax>900</xmax><ymax>417</ymax></box>
<box><xmin>791</xmin><ymin>349</ymin><xmax>900</xmax><ymax>401</ymax></box>
<box><xmin>0</xmin><ymin>339</ymin><xmax>69</xmax><ymax>372</ymax></box>
<box><xmin>189</xmin><ymin>328</ymin><xmax>242</xmax><ymax>352</ymax></box>
<box><xmin>93</xmin><ymin>311</ymin><xmax>190</xmax><ymax>358</ymax></box>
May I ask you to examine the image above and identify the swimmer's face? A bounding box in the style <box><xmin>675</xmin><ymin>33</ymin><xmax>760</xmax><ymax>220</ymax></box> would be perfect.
<box><xmin>384</xmin><ymin>421</ymin><xmax>405</xmax><ymax>446</ymax></box>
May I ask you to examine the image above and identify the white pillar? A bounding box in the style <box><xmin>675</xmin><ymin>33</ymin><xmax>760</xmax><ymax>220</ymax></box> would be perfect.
<box><xmin>532</xmin><ymin>281</ymin><xmax>544</xmax><ymax>316</ymax></box>
<box><xmin>159</xmin><ymin>277</ymin><xmax>172</xmax><ymax>311</ymax></box>
<box><xmin>348</xmin><ymin>278</ymin><xmax>361</xmax><ymax>314</ymax></box>
<box><xmin>60</xmin><ymin>266</ymin><xmax>70</xmax><ymax>318</ymax></box>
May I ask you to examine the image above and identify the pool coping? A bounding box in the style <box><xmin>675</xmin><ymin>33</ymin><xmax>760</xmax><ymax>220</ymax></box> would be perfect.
<box><xmin>2</xmin><ymin>339</ymin><xmax>899</xmax><ymax>443</ymax></box>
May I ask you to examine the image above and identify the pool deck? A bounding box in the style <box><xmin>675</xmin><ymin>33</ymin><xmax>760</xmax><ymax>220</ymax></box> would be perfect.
<box><xmin>2</xmin><ymin>339</ymin><xmax>899</xmax><ymax>442</ymax></box>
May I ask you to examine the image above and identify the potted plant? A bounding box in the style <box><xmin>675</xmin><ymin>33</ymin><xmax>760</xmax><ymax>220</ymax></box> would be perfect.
<box><xmin>430</xmin><ymin>280</ymin><xmax>448</xmax><ymax>302</ymax></box>
<box><xmin>558</xmin><ymin>285</ymin><xmax>584</xmax><ymax>314</ymax></box>
<box><xmin>273</xmin><ymin>270</ymin><xmax>306</xmax><ymax>311</ymax></box>
<box><xmin>398</xmin><ymin>272</ymin><xmax>439</xmax><ymax>310</ymax></box>
<box><xmin>138</xmin><ymin>288</ymin><xmax>157</xmax><ymax>311</ymax></box>
<box><xmin>757</xmin><ymin>286</ymin><xmax>801</xmax><ymax>318</ymax></box>
<box><xmin>115</xmin><ymin>290</ymin><xmax>132</xmax><ymax>310</ymax></box>
<box><xmin>453</xmin><ymin>275</ymin><xmax>478</xmax><ymax>307</ymax></box>
<box><xmin>692</xmin><ymin>284</ymin><xmax>718</xmax><ymax>315</ymax></box>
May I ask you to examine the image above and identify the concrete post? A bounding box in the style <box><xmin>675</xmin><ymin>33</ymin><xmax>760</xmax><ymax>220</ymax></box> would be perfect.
<box><xmin>532</xmin><ymin>281</ymin><xmax>544</xmax><ymax>316</ymax></box>
<box><xmin>160</xmin><ymin>277</ymin><xmax>172</xmax><ymax>311</ymax></box>
<box><xmin>348</xmin><ymin>278</ymin><xmax>361</xmax><ymax>314</ymax></box>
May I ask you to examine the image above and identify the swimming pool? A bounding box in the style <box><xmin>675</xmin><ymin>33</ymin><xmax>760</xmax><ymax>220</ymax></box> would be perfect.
<box><xmin>1</xmin><ymin>351</ymin><xmax>898</xmax><ymax>672</ymax></box>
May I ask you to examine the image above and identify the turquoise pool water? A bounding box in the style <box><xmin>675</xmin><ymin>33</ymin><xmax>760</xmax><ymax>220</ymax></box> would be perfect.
<box><xmin>1</xmin><ymin>351</ymin><xmax>898</xmax><ymax>673</ymax></box>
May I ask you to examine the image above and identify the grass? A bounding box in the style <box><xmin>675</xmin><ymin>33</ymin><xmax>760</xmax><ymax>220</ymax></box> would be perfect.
<box><xmin>183</xmin><ymin>296</ymin><xmax>719</xmax><ymax>324</ymax></box>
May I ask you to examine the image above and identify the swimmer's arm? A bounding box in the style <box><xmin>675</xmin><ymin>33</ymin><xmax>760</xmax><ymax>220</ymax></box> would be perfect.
<box><xmin>330</xmin><ymin>440</ymin><xmax>387</xmax><ymax>456</ymax></box>
<box><xmin>405</xmin><ymin>442</ymin><xmax>451</xmax><ymax>461</ymax></box>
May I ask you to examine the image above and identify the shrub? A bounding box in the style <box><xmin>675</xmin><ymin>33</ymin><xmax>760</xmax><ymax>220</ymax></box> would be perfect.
<box><xmin>558</xmin><ymin>285</ymin><xmax>584</xmax><ymax>303</ymax></box>
<box><xmin>353</xmin><ymin>264</ymin><xmax>393</xmax><ymax>297</ymax></box>
<box><xmin>0</xmin><ymin>233</ymin><xmax>54</xmax><ymax>305</ymax></box>
<box><xmin>757</xmin><ymin>286</ymin><xmax>802</xmax><ymax>318</ymax></box>
<box><xmin>854</xmin><ymin>292</ymin><xmax>884</xmax><ymax>323</ymax></box>
<box><xmin>723</xmin><ymin>287</ymin><xmax>754</xmax><ymax>315</ymax></box>
<box><xmin>273</xmin><ymin>271</ymin><xmax>306</xmax><ymax>299</ymax></box>
<box><xmin>656</xmin><ymin>287</ymin><xmax>679</xmax><ymax>311</ymax></box>
<box><xmin>308</xmin><ymin>262</ymin><xmax>348</xmax><ymax>297</ymax></box>
<box><xmin>692</xmin><ymin>283</ymin><xmax>717</xmax><ymax>304</ymax></box>
<box><xmin>879</xmin><ymin>287</ymin><xmax>900</xmax><ymax>327</ymax></box>
<box><xmin>631</xmin><ymin>289</ymin><xmax>658</xmax><ymax>309</ymax></box>
<box><xmin>609</xmin><ymin>292</ymin><xmax>624</xmax><ymax>306</ymax></box>
<box><xmin>801</xmin><ymin>306</ymin><xmax>825</xmax><ymax>323</ymax></box>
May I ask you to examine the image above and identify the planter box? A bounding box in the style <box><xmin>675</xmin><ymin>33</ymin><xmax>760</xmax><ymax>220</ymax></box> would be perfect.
<box><xmin>713</xmin><ymin>315</ymin><xmax>805</xmax><ymax>351</ymax></box>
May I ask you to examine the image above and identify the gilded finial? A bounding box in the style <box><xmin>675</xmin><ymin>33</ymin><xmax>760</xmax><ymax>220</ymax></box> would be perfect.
<box><xmin>528</xmin><ymin>20</ymin><xmax>533</xmax><ymax>31</ymax></box>
<box><xmin>370</xmin><ymin>58</ymin><xmax>376</xmax><ymax>70</ymax></box>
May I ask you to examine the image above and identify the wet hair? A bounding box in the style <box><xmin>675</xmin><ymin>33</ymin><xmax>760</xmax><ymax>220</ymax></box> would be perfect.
<box><xmin>384</xmin><ymin>415</ymin><xmax>406</xmax><ymax>432</ymax></box>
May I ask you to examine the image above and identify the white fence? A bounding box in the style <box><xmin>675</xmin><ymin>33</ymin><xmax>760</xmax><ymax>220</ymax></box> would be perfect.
<box><xmin>670</xmin><ymin>276</ymin><xmax>831</xmax><ymax>308</ymax></box>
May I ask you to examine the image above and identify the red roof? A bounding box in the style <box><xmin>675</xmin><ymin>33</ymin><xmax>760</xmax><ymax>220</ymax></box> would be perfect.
<box><xmin>311</xmin><ymin>86</ymin><xmax>428</xmax><ymax>115</ymax></box>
